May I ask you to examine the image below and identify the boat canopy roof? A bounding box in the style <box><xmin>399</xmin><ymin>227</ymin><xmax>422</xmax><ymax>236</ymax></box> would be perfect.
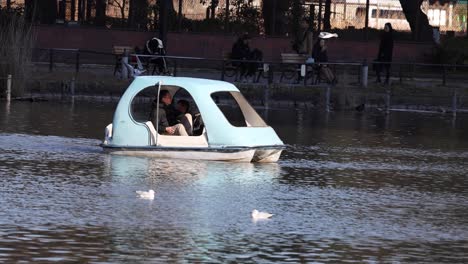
<box><xmin>110</xmin><ymin>76</ymin><xmax>283</xmax><ymax>148</ymax></box>
<box><xmin>127</xmin><ymin>76</ymin><xmax>239</xmax><ymax>98</ymax></box>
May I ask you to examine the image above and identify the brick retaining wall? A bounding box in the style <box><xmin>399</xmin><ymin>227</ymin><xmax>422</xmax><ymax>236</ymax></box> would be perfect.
<box><xmin>33</xmin><ymin>25</ymin><xmax>435</xmax><ymax>63</ymax></box>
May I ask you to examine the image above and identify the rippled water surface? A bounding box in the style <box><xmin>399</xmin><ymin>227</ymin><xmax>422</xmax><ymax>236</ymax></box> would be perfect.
<box><xmin>1</xmin><ymin>101</ymin><xmax>468</xmax><ymax>263</ymax></box>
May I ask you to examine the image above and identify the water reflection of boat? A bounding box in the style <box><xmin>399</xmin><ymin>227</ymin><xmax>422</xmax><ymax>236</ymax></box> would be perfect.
<box><xmin>108</xmin><ymin>154</ymin><xmax>280</xmax><ymax>185</ymax></box>
<box><xmin>101</xmin><ymin>76</ymin><xmax>284</xmax><ymax>162</ymax></box>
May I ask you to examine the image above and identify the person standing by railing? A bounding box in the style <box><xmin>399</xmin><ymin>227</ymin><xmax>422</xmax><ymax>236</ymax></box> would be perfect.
<box><xmin>312</xmin><ymin>37</ymin><xmax>336</xmax><ymax>84</ymax></box>
<box><xmin>293</xmin><ymin>19</ymin><xmax>314</xmax><ymax>58</ymax></box>
<box><xmin>376</xmin><ymin>23</ymin><xmax>394</xmax><ymax>84</ymax></box>
<box><xmin>231</xmin><ymin>33</ymin><xmax>251</xmax><ymax>81</ymax></box>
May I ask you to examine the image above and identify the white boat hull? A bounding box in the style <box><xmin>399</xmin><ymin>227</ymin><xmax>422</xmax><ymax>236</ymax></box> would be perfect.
<box><xmin>102</xmin><ymin>146</ymin><xmax>283</xmax><ymax>163</ymax></box>
<box><xmin>253</xmin><ymin>149</ymin><xmax>283</xmax><ymax>163</ymax></box>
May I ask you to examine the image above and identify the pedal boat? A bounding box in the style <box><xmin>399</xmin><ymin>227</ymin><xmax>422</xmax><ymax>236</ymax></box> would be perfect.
<box><xmin>101</xmin><ymin>76</ymin><xmax>284</xmax><ymax>162</ymax></box>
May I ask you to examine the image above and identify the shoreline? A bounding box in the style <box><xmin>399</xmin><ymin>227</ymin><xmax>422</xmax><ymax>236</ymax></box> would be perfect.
<box><xmin>4</xmin><ymin>92</ymin><xmax>468</xmax><ymax>115</ymax></box>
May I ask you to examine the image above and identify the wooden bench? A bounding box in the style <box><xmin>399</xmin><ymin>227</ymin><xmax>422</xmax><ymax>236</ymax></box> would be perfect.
<box><xmin>113</xmin><ymin>45</ymin><xmax>135</xmax><ymax>76</ymax></box>
<box><xmin>281</xmin><ymin>53</ymin><xmax>308</xmax><ymax>64</ymax></box>
<box><xmin>280</xmin><ymin>53</ymin><xmax>319</xmax><ymax>84</ymax></box>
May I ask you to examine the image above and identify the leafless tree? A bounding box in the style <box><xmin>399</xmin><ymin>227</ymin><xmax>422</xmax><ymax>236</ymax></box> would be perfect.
<box><xmin>399</xmin><ymin>0</ymin><xmax>458</xmax><ymax>40</ymax></box>
<box><xmin>108</xmin><ymin>0</ymin><xmax>129</xmax><ymax>20</ymax></box>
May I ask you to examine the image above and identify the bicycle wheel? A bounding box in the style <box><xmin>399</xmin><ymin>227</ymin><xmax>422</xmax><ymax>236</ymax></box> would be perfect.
<box><xmin>281</xmin><ymin>65</ymin><xmax>298</xmax><ymax>80</ymax></box>
<box><xmin>224</xmin><ymin>62</ymin><xmax>238</xmax><ymax>78</ymax></box>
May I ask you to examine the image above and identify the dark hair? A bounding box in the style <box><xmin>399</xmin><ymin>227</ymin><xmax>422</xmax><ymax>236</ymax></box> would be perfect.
<box><xmin>382</xmin><ymin>23</ymin><xmax>394</xmax><ymax>40</ymax></box>
<box><xmin>159</xmin><ymin>90</ymin><xmax>170</xmax><ymax>101</ymax></box>
<box><xmin>240</xmin><ymin>33</ymin><xmax>251</xmax><ymax>41</ymax></box>
<box><xmin>177</xmin><ymin>99</ymin><xmax>190</xmax><ymax>112</ymax></box>
<box><xmin>385</xmin><ymin>23</ymin><xmax>393</xmax><ymax>32</ymax></box>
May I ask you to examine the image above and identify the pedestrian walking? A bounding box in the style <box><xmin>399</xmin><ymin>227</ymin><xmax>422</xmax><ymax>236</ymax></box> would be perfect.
<box><xmin>375</xmin><ymin>23</ymin><xmax>394</xmax><ymax>84</ymax></box>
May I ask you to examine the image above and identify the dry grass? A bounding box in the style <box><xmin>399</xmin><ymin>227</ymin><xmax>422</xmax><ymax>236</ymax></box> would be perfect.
<box><xmin>0</xmin><ymin>10</ymin><xmax>34</xmax><ymax>97</ymax></box>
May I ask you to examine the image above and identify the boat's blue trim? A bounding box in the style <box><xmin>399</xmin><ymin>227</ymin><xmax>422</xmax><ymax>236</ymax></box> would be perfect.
<box><xmin>101</xmin><ymin>144</ymin><xmax>285</xmax><ymax>152</ymax></box>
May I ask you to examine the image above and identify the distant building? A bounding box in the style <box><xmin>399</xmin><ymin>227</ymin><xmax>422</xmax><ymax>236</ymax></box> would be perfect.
<box><xmin>306</xmin><ymin>0</ymin><xmax>460</xmax><ymax>32</ymax></box>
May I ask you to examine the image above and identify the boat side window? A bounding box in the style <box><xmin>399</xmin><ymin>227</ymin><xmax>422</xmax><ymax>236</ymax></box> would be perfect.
<box><xmin>130</xmin><ymin>86</ymin><xmax>157</xmax><ymax>123</ymax></box>
<box><xmin>172</xmin><ymin>88</ymin><xmax>205</xmax><ymax>136</ymax></box>
<box><xmin>130</xmin><ymin>85</ymin><xmax>202</xmax><ymax>136</ymax></box>
<box><xmin>130</xmin><ymin>85</ymin><xmax>179</xmax><ymax>132</ymax></box>
<box><xmin>128</xmin><ymin>85</ymin><xmax>209</xmax><ymax>147</ymax></box>
<box><xmin>211</xmin><ymin>91</ymin><xmax>267</xmax><ymax>127</ymax></box>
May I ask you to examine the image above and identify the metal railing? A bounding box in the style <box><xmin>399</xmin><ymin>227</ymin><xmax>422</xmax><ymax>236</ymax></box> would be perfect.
<box><xmin>28</xmin><ymin>48</ymin><xmax>468</xmax><ymax>87</ymax></box>
<box><xmin>3</xmin><ymin>47</ymin><xmax>466</xmax><ymax>114</ymax></box>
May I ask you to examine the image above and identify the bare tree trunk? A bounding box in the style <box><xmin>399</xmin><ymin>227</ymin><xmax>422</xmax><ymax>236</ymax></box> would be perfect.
<box><xmin>78</xmin><ymin>0</ymin><xmax>84</xmax><ymax>21</ymax></box>
<box><xmin>86</xmin><ymin>0</ymin><xmax>93</xmax><ymax>22</ymax></box>
<box><xmin>318</xmin><ymin>0</ymin><xmax>322</xmax><ymax>31</ymax></box>
<box><xmin>224</xmin><ymin>0</ymin><xmax>229</xmax><ymax>32</ymax></box>
<box><xmin>323</xmin><ymin>0</ymin><xmax>331</xmax><ymax>31</ymax></box>
<box><xmin>309</xmin><ymin>4</ymin><xmax>315</xmax><ymax>33</ymax></box>
<box><xmin>71</xmin><ymin>0</ymin><xmax>76</xmax><ymax>20</ymax></box>
<box><xmin>128</xmin><ymin>0</ymin><xmax>134</xmax><ymax>26</ymax></box>
<box><xmin>121</xmin><ymin>0</ymin><xmax>126</xmax><ymax>21</ymax></box>
<box><xmin>128</xmin><ymin>0</ymin><xmax>148</xmax><ymax>29</ymax></box>
<box><xmin>24</xmin><ymin>0</ymin><xmax>45</xmax><ymax>22</ymax></box>
<box><xmin>365</xmin><ymin>0</ymin><xmax>369</xmax><ymax>40</ymax></box>
<box><xmin>6</xmin><ymin>0</ymin><xmax>11</xmax><ymax>10</ymax></box>
<box><xmin>291</xmin><ymin>0</ymin><xmax>302</xmax><ymax>44</ymax></box>
<box><xmin>210</xmin><ymin>0</ymin><xmax>218</xmax><ymax>19</ymax></box>
<box><xmin>159</xmin><ymin>0</ymin><xmax>169</xmax><ymax>43</ymax></box>
<box><xmin>37</xmin><ymin>0</ymin><xmax>58</xmax><ymax>24</ymax></box>
<box><xmin>24</xmin><ymin>0</ymin><xmax>34</xmax><ymax>21</ymax></box>
<box><xmin>178</xmin><ymin>0</ymin><xmax>183</xmax><ymax>31</ymax></box>
<box><xmin>58</xmin><ymin>0</ymin><xmax>66</xmax><ymax>20</ymax></box>
<box><xmin>95</xmin><ymin>0</ymin><xmax>106</xmax><ymax>26</ymax></box>
<box><xmin>262</xmin><ymin>0</ymin><xmax>273</xmax><ymax>35</ymax></box>
<box><xmin>399</xmin><ymin>0</ymin><xmax>433</xmax><ymax>41</ymax></box>
<box><xmin>262</xmin><ymin>0</ymin><xmax>289</xmax><ymax>35</ymax></box>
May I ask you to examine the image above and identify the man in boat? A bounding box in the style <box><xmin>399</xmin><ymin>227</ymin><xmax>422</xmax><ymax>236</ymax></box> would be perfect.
<box><xmin>175</xmin><ymin>99</ymin><xmax>193</xmax><ymax>136</ymax></box>
<box><xmin>149</xmin><ymin>90</ymin><xmax>189</xmax><ymax>136</ymax></box>
<box><xmin>177</xmin><ymin>99</ymin><xmax>205</xmax><ymax>136</ymax></box>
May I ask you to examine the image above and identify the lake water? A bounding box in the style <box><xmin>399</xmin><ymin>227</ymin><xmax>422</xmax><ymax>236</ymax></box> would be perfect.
<box><xmin>1</xmin><ymin>101</ymin><xmax>467</xmax><ymax>263</ymax></box>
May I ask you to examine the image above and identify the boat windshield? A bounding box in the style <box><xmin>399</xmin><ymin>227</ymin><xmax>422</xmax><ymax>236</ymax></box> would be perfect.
<box><xmin>130</xmin><ymin>85</ymin><xmax>181</xmax><ymax>123</ymax></box>
<box><xmin>130</xmin><ymin>85</ymin><xmax>157</xmax><ymax>122</ymax></box>
<box><xmin>130</xmin><ymin>85</ymin><xmax>204</xmax><ymax>137</ymax></box>
<box><xmin>211</xmin><ymin>91</ymin><xmax>267</xmax><ymax>127</ymax></box>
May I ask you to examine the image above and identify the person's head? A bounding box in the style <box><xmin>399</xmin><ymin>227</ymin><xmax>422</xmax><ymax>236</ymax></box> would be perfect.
<box><xmin>240</xmin><ymin>33</ymin><xmax>251</xmax><ymax>44</ymax></box>
<box><xmin>384</xmin><ymin>23</ymin><xmax>393</xmax><ymax>32</ymax></box>
<box><xmin>176</xmin><ymin>99</ymin><xmax>190</xmax><ymax>113</ymax></box>
<box><xmin>159</xmin><ymin>90</ymin><xmax>172</xmax><ymax>105</ymax></box>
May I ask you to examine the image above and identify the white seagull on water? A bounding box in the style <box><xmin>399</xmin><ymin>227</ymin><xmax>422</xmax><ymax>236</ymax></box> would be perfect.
<box><xmin>136</xmin><ymin>189</ymin><xmax>155</xmax><ymax>200</ymax></box>
<box><xmin>251</xmin><ymin>209</ymin><xmax>273</xmax><ymax>220</ymax></box>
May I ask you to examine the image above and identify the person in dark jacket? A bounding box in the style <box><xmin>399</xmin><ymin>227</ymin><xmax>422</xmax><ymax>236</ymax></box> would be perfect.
<box><xmin>376</xmin><ymin>23</ymin><xmax>394</xmax><ymax>84</ymax></box>
<box><xmin>175</xmin><ymin>99</ymin><xmax>193</xmax><ymax>136</ymax></box>
<box><xmin>149</xmin><ymin>90</ymin><xmax>188</xmax><ymax>136</ymax></box>
<box><xmin>231</xmin><ymin>34</ymin><xmax>251</xmax><ymax>80</ymax></box>
<box><xmin>144</xmin><ymin>37</ymin><xmax>168</xmax><ymax>75</ymax></box>
<box><xmin>312</xmin><ymin>38</ymin><xmax>336</xmax><ymax>84</ymax></box>
<box><xmin>246</xmin><ymin>48</ymin><xmax>263</xmax><ymax>79</ymax></box>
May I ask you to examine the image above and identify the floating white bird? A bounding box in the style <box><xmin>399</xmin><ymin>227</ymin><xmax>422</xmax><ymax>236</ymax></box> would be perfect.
<box><xmin>136</xmin><ymin>189</ymin><xmax>155</xmax><ymax>200</ymax></box>
<box><xmin>318</xmin><ymin>32</ymin><xmax>339</xmax><ymax>39</ymax></box>
<box><xmin>251</xmin><ymin>209</ymin><xmax>273</xmax><ymax>220</ymax></box>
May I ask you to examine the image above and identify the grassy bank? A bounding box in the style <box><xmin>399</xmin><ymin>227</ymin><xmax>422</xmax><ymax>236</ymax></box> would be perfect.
<box><xmin>5</xmin><ymin>63</ymin><xmax>468</xmax><ymax>112</ymax></box>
